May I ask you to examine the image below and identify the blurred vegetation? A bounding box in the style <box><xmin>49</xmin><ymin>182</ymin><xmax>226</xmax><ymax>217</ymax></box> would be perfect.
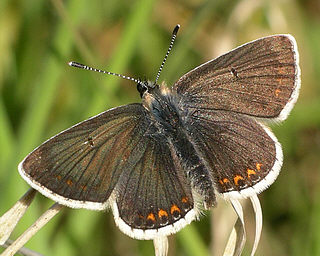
<box><xmin>0</xmin><ymin>0</ymin><xmax>319</xmax><ymax>255</ymax></box>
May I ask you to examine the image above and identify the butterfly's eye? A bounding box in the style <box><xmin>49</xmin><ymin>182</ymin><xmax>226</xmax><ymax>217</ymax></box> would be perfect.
<box><xmin>137</xmin><ymin>82</ymin><xmax>148</xmax><ymax>97</ymax></box>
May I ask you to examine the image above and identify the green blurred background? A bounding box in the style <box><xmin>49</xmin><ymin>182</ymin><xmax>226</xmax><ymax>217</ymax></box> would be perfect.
<box><xmin>0</xmin><ymin>0</ymin><xmax>319</xmax><ymax>255</ymax></box>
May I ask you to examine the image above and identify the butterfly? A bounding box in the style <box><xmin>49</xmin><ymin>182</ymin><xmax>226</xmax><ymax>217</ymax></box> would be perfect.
<box><xmin>18</xmin><ymin>25</ymin><xmax>300</xmax><ymax>240</ymax></box>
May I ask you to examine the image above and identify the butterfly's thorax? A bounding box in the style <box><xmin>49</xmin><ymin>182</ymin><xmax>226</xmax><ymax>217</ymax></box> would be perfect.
<box><xmin>143</xmin><ymin>84</ymin><xmax>215</xmax><ymax>208</ymax></box>
<box><xmin>143</xmin><ymin>85</ymin><xmax>181</xmax><ymax>133</ymax></box>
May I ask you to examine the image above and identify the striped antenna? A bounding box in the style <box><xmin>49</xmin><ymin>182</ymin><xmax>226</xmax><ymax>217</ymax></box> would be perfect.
<box><xmin>155</xmin><ymin>24</ymin><xmax>180</xmax><ymax>83</ymax></box>
<box><xmin>68</xmin><ymin>61</ymin><xmax>142</xmax><ymax>85</ymax></box>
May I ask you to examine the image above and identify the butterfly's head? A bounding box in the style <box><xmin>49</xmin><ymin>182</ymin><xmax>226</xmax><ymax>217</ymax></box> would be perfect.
<box><xmin>137</xmin><ymin>80</ymin><xmax>158</xmax><ymax>98</ymax></box>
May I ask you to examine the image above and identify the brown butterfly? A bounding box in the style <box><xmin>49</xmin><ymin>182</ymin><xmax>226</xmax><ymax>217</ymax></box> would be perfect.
<box><xmin>19</xmin><ymin>25</ymin><xmax>300</xmax><ymax>239</ymax></box>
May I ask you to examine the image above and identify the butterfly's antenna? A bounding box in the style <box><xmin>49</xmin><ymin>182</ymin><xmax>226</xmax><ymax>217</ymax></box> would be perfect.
<box><xmin>155</xmin><ymin>24</ymin><xmax>180</xmax><ymax>84</ymax></box>
<box><xmin>68</xmin><ymin>61</ymin><xmax>143</xmax><ymax>85</ymax></box>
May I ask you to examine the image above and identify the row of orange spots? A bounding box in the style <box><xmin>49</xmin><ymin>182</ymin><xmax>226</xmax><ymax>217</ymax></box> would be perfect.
<box><xmin>218</xmin><ymin>163</ymin><xmax>263</xmax><ymax>186</ymax></box>
<box><xmin>144</xmin><ymin>204</ymin><xmax>182</xmax><ymax>223</ymax></box>
<box><xmin>56</xmin><ymin>174</ymin><xmax>73</xmax><ymax>186</ymax></box>
<box><xmin>136</xmin><ymin>196</ymin><xmax>190</xmax><ymax>225</ymax></box>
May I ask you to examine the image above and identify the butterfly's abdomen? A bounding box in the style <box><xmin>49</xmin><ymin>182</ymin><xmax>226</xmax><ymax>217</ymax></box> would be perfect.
<box><xmin>171</xmin><ymin>128</ymin><xmax>216</xmax><ymax>209</ymax></box>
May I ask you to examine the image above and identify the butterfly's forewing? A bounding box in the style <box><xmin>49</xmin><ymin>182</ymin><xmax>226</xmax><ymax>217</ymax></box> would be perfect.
<box><xmin>19</xmin><ymin>104</ymin><xmax>150</xmax><ymax>210</ymax></box>
<box><xmin>172</xmin><ymin>35</ymin><xmax>300</xmax><ymax>121</ymax></box>
<box><xmin>185</xmin><ymin>109</ymin><xmax>282</xmax><ymax>198</ymax></box>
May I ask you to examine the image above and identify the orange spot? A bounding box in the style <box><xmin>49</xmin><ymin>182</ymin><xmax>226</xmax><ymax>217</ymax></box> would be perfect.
<box><xmin>247</xmin><ymin>169</ymin><xmax>256</xmax><ymax>178</ymax></box>
<box><xmin>158</xmin><ymin>209</ymin><xmax>168</xmax><ymax>218</ymax></box>
<box><xmin>275</xmin><ymin>89</ymin><xmax>281</xmax><ymax>97</ymax></box>
<box><xmin>256</xmin><ymin>163</ymin><xmax>262</xmax><ymax>171</ymax></box>
<box><xmin>66</xmin><ymin>179</ymin><xmax>73</xmax><ymax>186</ymax></box>
<box><xmin>223</xmin><ymin>178</ymin><xmax>230</xmax><ymax>183</ymax></box>
<box><xmin>234</xmin><ymin>175</ymin><xmax>244</xmax><ymax>186</ymax></box>
<box><xmin>170</xmin><ymin>204</ymin><xmax>181</xmax><ymax>214</ymax></box>
<box><xmin>147</xmin><ymin>213</ymin><xmax>156</xmax><ymax>222</ymax></box>
<box><xmin>181</xmin><ymin>197</ymin><xmax>188</xmax><ymax>203</ymax></box>
<box><xmin>276</xmin><ymin>78</ymin><xmax>284</xmax><ymax>85</ymax></box>
<box><xmin>57</xmin><ymin>175</ymin><xmax>62</xmax><ymax>180</ymax></box>
<box><xmin>80</xmin><ymin>185</ymin><xmax>87</xmax><ymax>191</ymax></box>
<box><xmin>219</xmin><ymin>179</ymin><xmax>224</xmax><ymax>185</ymax></box>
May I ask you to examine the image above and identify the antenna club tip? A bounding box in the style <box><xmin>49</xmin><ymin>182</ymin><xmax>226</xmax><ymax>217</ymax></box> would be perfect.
<box><xmin>68</xmin><ymin>61</ymin><xmax>85</xmax><ymax>69</ymax></box>
<box><xmin>173</xmin><ymin>24</ymin><xmax>180</xmax><ymax>35</ymax></box>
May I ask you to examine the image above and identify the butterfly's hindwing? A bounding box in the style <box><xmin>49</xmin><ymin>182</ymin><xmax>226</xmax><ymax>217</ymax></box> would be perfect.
<box><xmin>184</xmin><ymin>109</ymin><xmax>282</xmax><ymax>198</ymax></box>
<box><xmin>112</xmin><ymin>131</ymin><xmax>197</xmax><ymax>239</ymax></box>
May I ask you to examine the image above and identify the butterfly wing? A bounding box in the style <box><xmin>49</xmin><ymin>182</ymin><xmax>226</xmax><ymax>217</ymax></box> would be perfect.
<box><xmin>172</xmin><ymin>35</ymin><xmax>300</xmax><ymax>121</ymax></box>
<box><xmin>19</xmin><ymin>104</ymin><xmax>150</xmax><ymax>210</ymax></box>
<box><xmin>111</xmin><ymin>128</ymin><xmax>196</xmax><ymax>239</ymax></box>
<box><xmin>184</xmin><ymin>108</ymin><xmax>282</xmax><ymax>198</ymax></box>
<box><xmin>171</xmin><ymin>35</ymin><xmax>300</xmax><ymax>198</ymax></box>
<box><xmin>19</xmin><ymin>103</ymin><xmax>197</xmax><ymax>239</ymax></box>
